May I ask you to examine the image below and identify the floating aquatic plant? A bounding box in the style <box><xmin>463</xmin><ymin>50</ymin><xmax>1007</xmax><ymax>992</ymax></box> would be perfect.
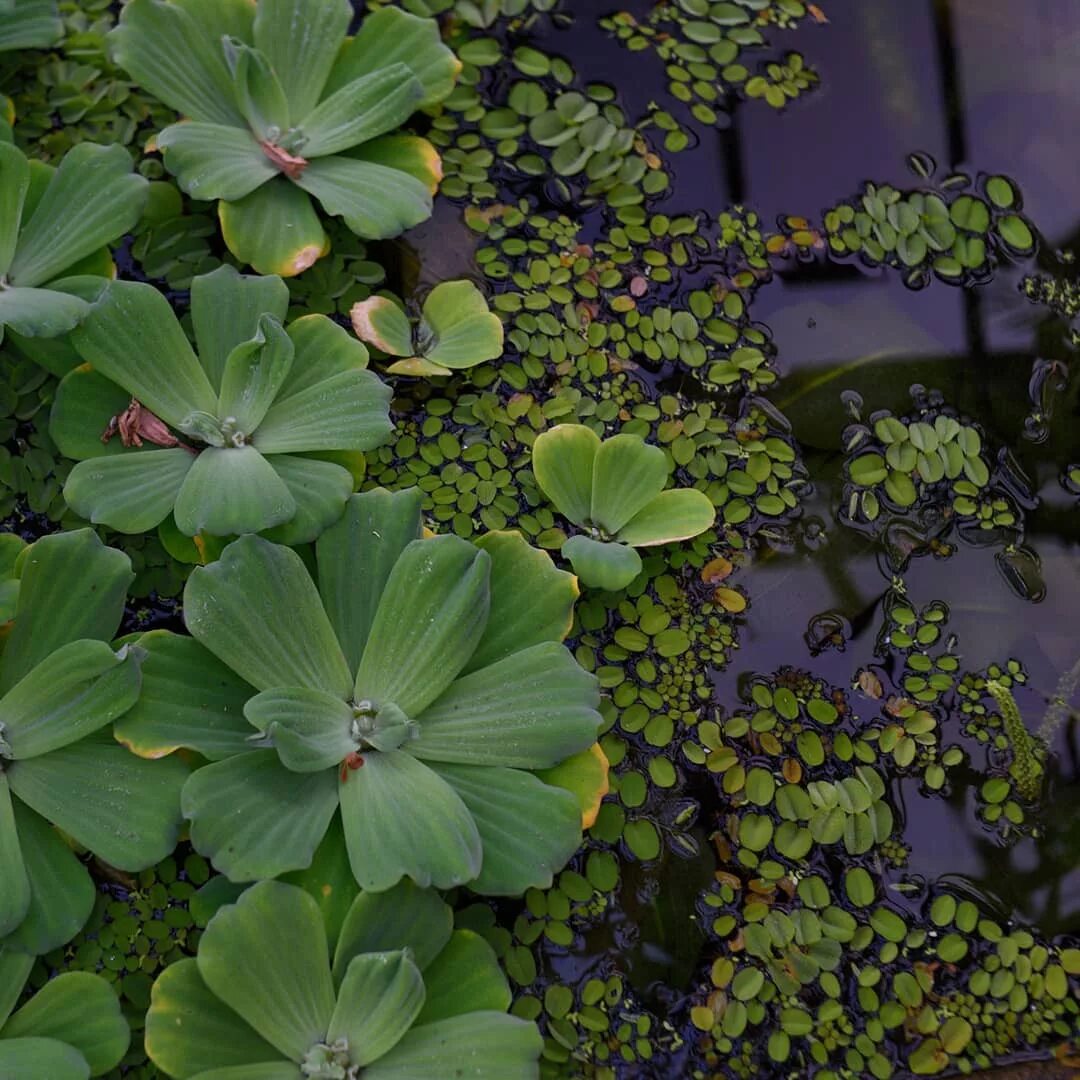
<box><xmin>533</xmin><ymin>424</ymin><xmax>716</xmax><ymax>590</ymax></box>
<box><xmin>0</xmin><ymin>0</ymin><xmax>61</xmax><ymax>52</ymax></box>
<box><xmin>50</xmin><ymin>265</ymin><xmax>393</xmax><ymax>540</ymax></box>
<box><xmin>111</xmin><ymin>0</ymin><xmax>459</xmax><ymax>274</ymax></box>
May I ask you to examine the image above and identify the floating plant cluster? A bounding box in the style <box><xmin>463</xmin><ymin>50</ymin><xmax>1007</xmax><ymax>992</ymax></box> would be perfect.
<box><xmin>0</xmin><ymin>1</ymin><xmax>1076</xmax><ymax>1080</ymax></box>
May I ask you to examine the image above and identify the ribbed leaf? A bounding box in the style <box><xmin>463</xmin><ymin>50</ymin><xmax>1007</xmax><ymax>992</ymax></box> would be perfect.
<box><xmin>363</xmin><ymin>1013</ymin><xmax>542</xmax><ymax>1080</ymax></box>
<box><xmin>411</xmin><ymin>642</ymin><xmax>599</xmax><ymax>769</ymax></box>
<box><xmin>316</xmin><ymin>489</ymin><xmax>424</xmax><ymax>676</ymax></box>
<box><xmin>0</xmin><ymin>948</ymin><xmax>33</xmax><ymax>1029</ymax></box>
<box><xmin>70</xmin><ymin>280</ymin><xmax>219</xmax><ymax>427</ymax></box>
<box><xmin>2</xmin><ymin>801</ymin><xmax>94</xmax><ymax>956</ymax></box>
<box><xmin>225</xmin><ymin>38</ymin><xmax>290</xmax><ymax>142</ymax></box>
<box><xmin>0</xmin><ymin>141</ymin><xmax>29</xmax><ymax>276</ymax></box>
<box><xmin>562</xmin><ymin>535</ymin><xmax>641</xmax><ymax>592</ymax></box>
<box><xmin>184</xmin><ymin>535</ymin><xmax>352</xmax><ymax>696</ymax></box>
<box><xmin>175</xmin><ymin>0</ymin><xmax>254</xmax><ymax>46</ymax></box>
<box><xmin>348</xmin><ymin>296</ymin><xmax>413</xmax><ymax>357</ymax></box>
<box><xmin>198</xmin><ymin>881</ymin><xmax>336</xmax><ymax>1063</ymax></box>
<box><xmin>531</xmin><ymin>424</ymin><xmax>599</xmax><ymax>526</ymax></box>
<box><xmin>347</xmin><ymin>134</ymin><xmax>443</xmax><ymax>194</ymax></box>
<box><xmin>419</xmin><ymin>281</ymin><xmax>503</xmax><ymax>370</ymax></box>
<box><xmin>300</xmin><ymin>66</ymin><xmax>423</xmax><ymax>159</ymax></box>
<box><xmin>325</xmin><ymin>7</ymin><xmax>460</xmax><ymax>109</ymax></box>
<box><xmin>156</xmin><ymin>122</ymin><xmax>276</xmax><ymax>203</ymax></box>
<box><xmin>9</xmin><ymin>142</ymin><xmax>147</xmax><ymax>288</ymax></box>
<box><xmin>145</xmin><ymin>959</ymin><xmax>285</xmax><ymax>1080</ymax></box>
<box><xmin>430</xmin><ymin>763</ymin><xmax>582</xmax><ymax>896</ymax></box>
<box><xmin>589</xmin><ymin>433</ymin><xmax>668</xmax><ymax>535</ymax></box>
<box><xmin>338</xmin><ymin>750</ymin><xmax>481</xmax><ymax>892</ymax></box>
<box><xmin>219</xmin><ymin>178</ymin><xmax>326</xmax><ymax>277</ymax></box>
<box><xmin>534</xmin><ymin>744</ymin><xmax>610</xmax><ymax>830</ymax></box>
<box><xmin>112</xmin><ymin>631</ymin><xmax>254</xmax><ymax>762</ymax></box>
<box><xmin>182</xmin><ymin>750</ymin><xmax>338</xmax><ymax>881</ymax></box>
<box><xmin>182</xmin><ymin>1065</ymin><xmax>300</xmax><ymax>1079</ymax></box>
<box><xmin>63</xmin><ymin>449</ymin><xmax>195</xmax><ymax>534</ymax></box>
<box><xmin>260</xmin><ymin>455</ymin><xmax>354</xmax><ymax>547</ymax></box>
<box><xmin>217</xmin><ymin>315</ymin><xmax>294</xmax><ymax>434</ymax></box>
<box><xmin>49</xmin><ymin>365</ymin><xmax>149</xmax><ymax>461</ymax></box>
<box><xmin>7</xmin><ymin>734</ymin><xmax>187</xmax><ymax>870</ymax></box>
<box><xmin>109</xmin><ymin>0</ymin><xmax>246</xmax><ymax>126</ymax></box>
<box><xmin>331</xmin><ymin>880</ymin><xmax>452</xmax><ymax>985</ymax></box>
<box><xmin>0</xmin><ymin>0</ymin><xmax>62</xmax><ymax>51</ymax></box>
<box><xmin>294</xmin><ymin>156</ymin><xmax>432</xmax><ymax>240</ymax></box>
<box><xmin>0</xmin><ymin>1038</ymin><xmax>89</xmax><ymax>1080</ymax></box>
<box><xmin>191</xmin><ymin>265</ymin><xmax>290</xmax><ymax>392</ymax></box>
<box><xmin>253</xmin><ymin>0</ymin><xmax>351</xmax><ymax>124</ymax></box>
<box><xmin>1</xmin><ymin>529</ymin><xmax>132</xmax><ymax>693</ymax></box>
<box><xmin>614</xmin><ymin>488</ymin><xmax>716</xmax><ymax>546</ymax></box>
<box><xmin>0</xmin><ymin>774</ymin><xmax>29</xmax><ymax>938</ymax></box>
<box><xmin>415</xmin><ymin>931</ymin><xmax>510</xmax><ymax>1025</ymax></box>
<box><xmin>328</xmin><ymin>951</ymin><xmax>425</xmax><ymax>1066</ymax></box>
<box><xmin>0</xmin><ymin>286</ymin><xmax>89</xmax><ymax>337</ymax></box>
<box><xmin>173</xmin><ymin>446</ymin><xmax>296</xmax><ymax>537</ymax></box>
<box><xmin>252</xmin><ymin>368</ymin><xmax>392</xmax><ymax>454</ymax></box>
<box><xmin>245</xmin><ymin>686</ymin><xmax>354</xmax><ymax>772</ymax></box>
<box><xmin>354</xmin><ymin>536</ymin><xmax>489</xmax><ymax>716</ymax></box>
<box><xmin>278</xmin><ymin>314</ymin><xmax>369</xmax><ymax>399</ymax></box>
<box><xmin>0</xmin><ymin>640</ymin><xmax>142</xmax><ymax>760</ymax></box>
<box><xmin>466</xmin><ymin>531</ymin><xmax>578</xmax><ymax>673</ymax></box>
<box><xmin>3</xmin><ymin>973</ymin><xmax>129</xmax><ymax>1075</ymax></box>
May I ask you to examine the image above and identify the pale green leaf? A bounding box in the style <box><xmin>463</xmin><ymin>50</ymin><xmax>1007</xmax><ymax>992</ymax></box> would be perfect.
<box><xmin>0</xmin><ymin>141</ymin><xmax>29</xmax><ymax>276</ymax></box>
<box><xmin>9</xmin><ymin>142</ymin><xmax>147</xmax><ymax>288</ymax></box>
<box><xmin>339</xmin><ymin>749</ymin><xmax>481</xmax><ymax>892</ymax></box>
<box><xmin>217</xmin><ymin>315</ymin><xmax>294</xmax><ymax>434</ymax></box>
<box><xmin>418</xmin><ymin>281</ymin><xmax>503</xmax><ymax>370</ymax></box>
<box><xmin>63</xmin><ymin>449</ymin><xmax>195</xmax><ymax>534</ymax></box>
<box><xmin>1</xmin><ymin>529</ymin><xmax>132</xmax><ymax>693</ymax></box>
<box><xmin>349</xmin><ymin>296</ymin><xmax>413</xmax><ymax>357</ymax></box>
<box><xmin>431</xmin><ymin>763</ymin><xmax>582</xmax><ymax>896</ymax></box>
<box><xmin>0</xmin><ymin>1038</ymin><xmax>88</xmax><ymax>1080</ymax></box>
<box><xmin>184</xmin><ymin>534</ymin><xmax>352</xmax><ymax>696</ymax></box>
<box><xmin>197</xmin><ymin>880</ymin><xmax>335</xmax><ymax>1062</ymax></box>
<box><xmin>562</xmin><ymin>535</ymin><xmax>641</xmax><ymax>592</ymax></box>
<box><xmin>191</xmin><ymin>265</ymin><xmax>290</xmax><ymax>392</ymax></box>
<box><xmin>316</xmin><ymin>489</ymin><xmax>423</xmax><ymax>675</ymax></box>
<box><xmin>293</xmin><ymin>155</ymin><xmax>432</xmax><ymax>240</ymax></box>
<box><xmin>354</xmin><ymin>536</ymin><xmax>489</xmax><ymax>716</ymax></box>
<box><xmin>48</xmin><ymin>365</ymin><xmax>150</xmax><ymax>461</ymax></box>
<box><xmin>0</xmin><ymin>286</ymin><xmax>89</xmax><ymax>337</ymax></box>
<box><xmin>70</xmin><ymin>280</ymin><xmax>219</xmax><ymax>427</ymax></box>
<box><xmin>0</xmin><ymin>0</ymin><xmax>62</xmax><ymax>51</ymax></box>
<box><xmin>363</xmin><ymin>1013</ymin><xmax>542</xmax><ymax>1080</ymax></box>
<box><xmin>0</xmin><ymin>775</ymin><xmax>29</xmax><ymax>939</ymax></box>
<box><xmin>589</xmin><ymin>433</ymin><xmax>668</xmax><ymax>535</ymax></box>
<box><xmin>411</xmin><ymin>642</ymin><xmax>599</xmax><ymax>769</ymax></box>
<box><xmin>260</xmin><ymin>455</ymin><xmax>354</xmax><ymax>547</ymax></box>
<box><xmin>300</xmin><ymin>66</ymin><xmax>423</xmax><ymax>159</ymax></box>
<box><xmin>145</xmin><ymin>960</ymin><xmax>286</xmax><ymax>1080</ymax></box>
<box><xmin>531</xmin><ymin>424</ymin><xmax>599</xmax><ymax>526</ymax></box>
<box><xmin>225</xmin><ymin>38</ymin><xmax>290</xmax><ymax>141</ymax></box>
<box><xmin>156</xmin><ymin>122</ymin><xmax>277</xmax><ymax>203</ymax></box>
<box><xmin>174</xmin><ymin>446</ymin><xmax>296</xmax><ymax>537</ymax></box>
<box><xmin>0</xmin><ymin>948</ymin><xmax>33</xmax><ymax>1029</ymax></box>
<box><xmin>245</xmin><ymin>686</ymin><xmax>354</xmax><ymax>773</ymax></box>
<box><xmin>328</xmin><ymin>951</ymin><xmax>425</xmax><ymax>1066</ymax></box>
<box><xmin>416</xmin><ymin>931</ymin><xmax>509</xmax><ymax>1025</ymax></box>
<box><xmin>616</xmin><ymin>488</ymin><xmax>716</xmax><ymax>546</ymax></box>
<box><xmin>182</xmin><ymin>750</ymin><xmax>339</xmax><ymax>881</ymax></box>
<box><xmin>113</xmin><ymin>631</ymin><xmax>254</xmax><ymax>762</ymax></box>
<box><xmin>219</xmin><ymin>178</ymin><xmax>326</xmax><ymax>277</ymax></box>
<box><xmin>253</xmin><ymin>0</ymin><xmax>351</xmax><ymax>123</ymax></box>
<box><xmin>331</xmin><ymin>880</ymin><xmax>451</xmax><ymax>985</ymax></box>
<box><xmin>7</xmin><ymin>734</ymin><xmax>188</xmax><ymax>871</ymax></box>
<box><xmin>279</xmin><ymin>314</ymin><xmax>369</xmax><ymax>399</ymax></box>
<box><xmin>2</xmin><ymin>972</ymin><xmax>129</xmax><ymax>1075</ymax></box>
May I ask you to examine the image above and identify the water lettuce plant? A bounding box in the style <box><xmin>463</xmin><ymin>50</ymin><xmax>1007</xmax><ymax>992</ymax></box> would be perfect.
<box><xmin>146</xmin><ymin>879</ymin><xmax>540</xmax><ymax>1079</ymax></box>
<box><xmin>350</xmin><ymin>280</ymin><xmax>504</xmax><ymax>376</ymax></box>
<box><xmin>0</xmin><ymin>530</ymin><xmax>188</xmax><ymax>955</ymax></box>
<box><xmin>111</xmin><ymin>0</ymin><xmax>459</xmax><ymax>275</ymax></box>
<box><xmin>116</xmin><ymin>488</ymin><xmax>603</xmax><ymax>895</ymax></box>
<box><xmin>0</xmin><ymin>947</ymin><xmax>129</xmax><ymax>1077</ymax></box>
<box><xmin>0</xmin><ymin>139</ymin><xmax>147</xmax><ymax>339</ymax></box>
<box><xmin>532</xmin><ymin>424</ymin><xmax>716</xmax><ymax>591</ymax></box>
<box><xmin>50</xmin><ymin>266</ymin><xmax>393</xmax><ymax>541</ymax></box>
<box><xmin>0</xmin><ymin>0</ymin><xmax>60</xmax><ymax>51</ymax></box>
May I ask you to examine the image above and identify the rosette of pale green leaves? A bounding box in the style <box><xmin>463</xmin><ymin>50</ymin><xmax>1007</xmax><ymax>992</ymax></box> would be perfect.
<box><xmin>0</xmin><ymin>530</ymin><xmax>188</xmax><ymax>956</ymax></box>
<box><xmin>145</xmin><ymin>879</ymin><xmax>541</xmax><ymax>1080</ymax></box>
<box><xmin>532</xmin><ymin>424</ymin><xmax>717</xmax><ymax>591</ymax></box>
<box><xmin>50</xmin><ymin>265</ymin><xmax>393</xmax><ymax>541</ymax></box>
<box><xmin>350</xmin><ymin>280</ymin><xmax>504</xmax><ymax>377</ymax></box>
<box><xmin>115</xmin><ymin>487</ymin><xmax>602</xmax><ymax>895</ymax></box>
<box><xmin>0</xmin><ymin>947</ymin><xmax>130</xmax><ymax>1077</ymax></box>
<box><xmin>0</xmin><ymin>139</ymin><xmax>147</xmax><ymax>339</ymax></box>
<box><xmin>111</xmin><ymin>0</ymin><xmax>459</xmax><ymax>275</ymax></box>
